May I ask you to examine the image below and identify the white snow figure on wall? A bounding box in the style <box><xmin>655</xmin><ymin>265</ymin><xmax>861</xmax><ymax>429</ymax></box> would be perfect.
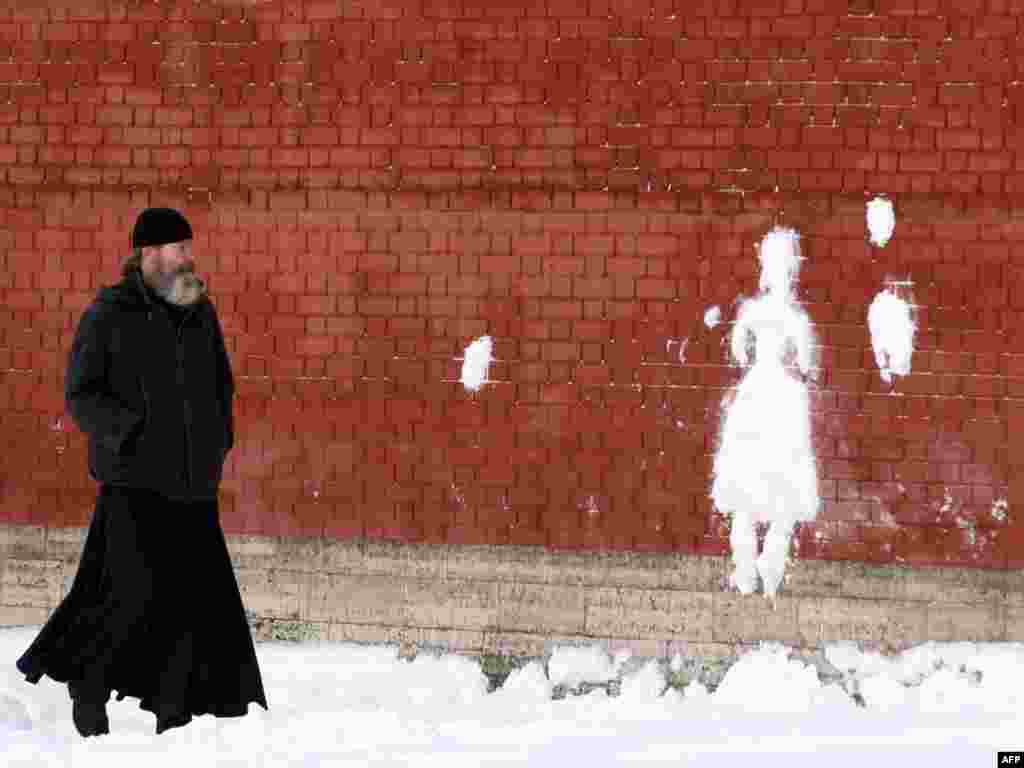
<box><xmin>711</xmin><ymin>228</ymin><xmax>819</xmax><ymax>598</ymax></box>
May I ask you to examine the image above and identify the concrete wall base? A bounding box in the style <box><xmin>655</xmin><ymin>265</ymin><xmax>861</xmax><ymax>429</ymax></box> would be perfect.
<box><xmin>2</xmin><ymin>524</ymin><xmax>1022</xmax><ymax>662</ymax></box>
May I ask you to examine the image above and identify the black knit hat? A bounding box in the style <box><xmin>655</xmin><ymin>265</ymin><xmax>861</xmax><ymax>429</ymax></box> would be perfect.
<box><xmin>131</xmin><ymin>208</ymin><xmax>193</xmax><ymax>249</ymax></box>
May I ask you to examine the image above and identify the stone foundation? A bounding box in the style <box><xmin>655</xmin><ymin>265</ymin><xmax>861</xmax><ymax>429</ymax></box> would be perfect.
<box><xmin>2</xmin><ymin>523</ymin><xmax>1021</xmax><ymax>661</ymax></box>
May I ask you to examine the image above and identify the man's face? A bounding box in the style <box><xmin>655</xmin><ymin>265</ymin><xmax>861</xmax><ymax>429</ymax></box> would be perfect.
<box><xmin>142</xmin><ymin>240</ymin><xmax>203</xmax><ymax>305</ymax></box>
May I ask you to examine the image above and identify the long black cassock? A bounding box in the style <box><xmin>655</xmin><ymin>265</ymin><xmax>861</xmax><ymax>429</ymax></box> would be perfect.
<box><xmin>15</xmin><ymin>268</ymin><xmax>267</xmax><ymax>734</ymax></box>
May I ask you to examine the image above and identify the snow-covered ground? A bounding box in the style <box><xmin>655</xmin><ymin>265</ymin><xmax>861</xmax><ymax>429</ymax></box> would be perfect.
<box><xmin>1</xmin><ymin>627</ymin><xmax>1020</xmax><ymax>766</ymax></box>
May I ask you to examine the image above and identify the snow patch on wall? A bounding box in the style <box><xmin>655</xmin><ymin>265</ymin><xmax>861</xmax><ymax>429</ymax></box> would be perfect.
<box><xmin>665</xmin><ymin>337</ymin><xmax>688</xmax><ymax>364</ymax></box>
<box><xmin>955</xmin><ymin>513</ymin><xmax>978</xmax><ymax>546</ymax></box>
<box><xmin>991</xmin><ymin>498</ymin><xmax>1008</xmax><ymax>522</ymax></box>
<box><xmin>459</xmin><ymin>335</ymin><xmax>493</xmax><ymax>392</ymax></box>
<box><xmin>936</xmin><ymin>490</ymin><xmax>958</xmax><ymax>520</ymax></box>
<box><xmin>449</xmin><ymin>483</ymin><xmax>467</xmax><ymax>512</ymax></box>
<box><xmin>868</xmin><ymin>288</ymin><xmax>916</xmax><ymax>384</ymax></box>
<box><xmin>866</xmin><ymin>196</ymin><xmax>896</xmax><ymax>247</ymax></box>
<box><xmin>578</xmin><ymin>494</ymin><xmax>603</xmax><ymax>519</ymax></box>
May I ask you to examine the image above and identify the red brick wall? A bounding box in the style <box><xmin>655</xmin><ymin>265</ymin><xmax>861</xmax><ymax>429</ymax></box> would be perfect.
<box><xmin>0</xmin><ymin>0</ymin><xmax>1021</xmax><ymax>569</ymax></box>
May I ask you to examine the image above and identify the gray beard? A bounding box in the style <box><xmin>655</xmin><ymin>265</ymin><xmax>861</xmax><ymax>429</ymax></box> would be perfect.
<box><xmin>152</xmin><ymin>271</ymin><xmax>206</xmax><ymax>306</ymax></box>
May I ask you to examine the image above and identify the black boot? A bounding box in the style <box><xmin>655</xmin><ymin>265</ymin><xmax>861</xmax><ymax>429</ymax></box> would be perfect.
<box><xmin>69</xmin><ymin>681</ymin><xmax>110</xmax><ymax>738</ymax></box>
<box><xmin>155</xmin><ymin>711</ymin><xmax>192</xmax><ymax>735</ymax></box>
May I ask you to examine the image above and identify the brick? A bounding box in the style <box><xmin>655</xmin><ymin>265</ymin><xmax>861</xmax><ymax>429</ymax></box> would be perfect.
<box><xmin>898</xmin><ymin>152</ymin><xmax>942</xmax><ymax>172</ymax></box>
<box><xmin>497</xmin><ymin>582</ymin><xmax>586</xmax><ymax>634</ymax></box>
<box><xmin>575</xmin><ymin>191</ymin><xmax>611</xmax><ymax>210</ymax></box>
<box><xmin>926</xmin><ymin>602</ymin><xmax>1005</xmax><ymax>642</ymax></box>
<box><xmin>0</xmin><ymin>605</ymin><xmax>50</xmax><ymax>627</ymax></box>
<box><xmin>939</xmin><ymin>84</ymin><xmax>984</xmax><ymax>106</ymax></box>
<box><xmin>0</xmin><ymin>559</ymin><xmax>63</xmax><ymax>607</ymax></box>
<box><xmin>636</xmin><ymin>278</ymin><xmax>677</xmax><ymax>299</ymax></box>
<box><xmin>0</xmin><ymin>528</ymin><xmax>46</xmax><ymax>565</ymax></box>
<box><xmin>937</xmin><ymin>129</ymin><xmax>980</xmax><ymax>150</ymax></box>
<box><xmin>404</xmin><ymin>579</ymin><xmax>501</xmax><ymax>629</ymax></box>
<box><xmin>479</xmin><ymin>253</ymin><xmax>521</xmax><ymax>273</ymax></box>
<box><xmin>1007</xmin><ymin>604</ymin><xmax>1024</xmax><ymax>642</ymax></box>
<box><xmin>773</xmin><ymin>16</ymin><xmax>813</xmax><ymax>37</ymax></box>
<box><xmin>713</xmin><ymin>592</ymin><xmax>801</xmax><ymax>643</ymax></box>
<box><xmin>306</xmin><ymin>572</ymin><xmax>408</xmax><ymax>624</ymax></box>
<box><xmin>840</xmin><ymin>563</ymin><xmax>1007</xmax><ymax>603</ymax></box>
<box><xmin>796</xmin><ymin>596</ymin><xmax>927</xmax><ymax>646</ymax></box>
<box><xmin>584</xmin><ymin>587</ymin><xmax>713</xmax><ymax>640</ymax></box>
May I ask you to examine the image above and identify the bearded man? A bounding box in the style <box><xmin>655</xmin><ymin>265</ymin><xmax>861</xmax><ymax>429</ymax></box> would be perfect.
<box><xmin>16</xmin><ymin>208</ymin><xmax>268</xmax><ymax>737</ymax></box>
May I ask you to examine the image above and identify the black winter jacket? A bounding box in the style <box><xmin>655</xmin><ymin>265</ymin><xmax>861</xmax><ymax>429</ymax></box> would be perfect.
<box><xmin>66</xmin><ymin>268</ymin><xmax>234</xmax><ymax>500</ymax></box>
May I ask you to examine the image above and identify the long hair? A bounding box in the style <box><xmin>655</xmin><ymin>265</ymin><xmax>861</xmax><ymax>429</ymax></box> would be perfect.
<box><xmin>121</xmin><ymin>246</ymin><xmax>144</xmax><ymax>276</ymax></box>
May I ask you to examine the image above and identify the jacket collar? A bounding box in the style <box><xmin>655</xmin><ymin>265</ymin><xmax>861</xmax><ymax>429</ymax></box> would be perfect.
<box><xmin>130</xmin><ymin>267</ymin><xmax>207</xmax><ymax>321</ymax></box>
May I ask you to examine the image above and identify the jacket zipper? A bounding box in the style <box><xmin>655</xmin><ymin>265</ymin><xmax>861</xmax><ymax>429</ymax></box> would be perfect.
<box><xmin>177</xmin><ymin>317</ymin><xmax>193</xmax><ymax>491</ymax></box>
<box><xmin>138</xmin><ymin>268</ymin><xmax>199</xmax><ymax>494</ymax></box>
<box><xmin>140</xmin><ymin>377</ymin><xmax>151</xmax><ymax>434</ymax></box>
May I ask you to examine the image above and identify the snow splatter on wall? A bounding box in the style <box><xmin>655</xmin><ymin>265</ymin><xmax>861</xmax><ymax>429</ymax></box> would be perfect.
<box><xmin>991</xmin><ymin>499</ymin><xmax>1008</xmax><ymax>523</ymax></box>
<box><xmin>459</xmin><ymin>336</ymin><xmax>493</xmax><ymax>392</ymax></box>
<box><xmin>867</xmin><ymin>288</ymin><xmax>916</xmax><ymax>384</ymax></box>
<box><xmin>711</xmin><ymin>227</ymin><xmax>819</xmax><ymax>599</ymax></box>
<box><xmin>663</xmin><ymin>306</ymin><xmax>720</xmax><ymax>367</ymax></box>
<box><xmin>665</xmin><ymin>337</ymin><xmax>688</xmax><ymax>364</ymax></box>
<box><xmin>866</xmin><ymin>196</ymin><xmax>895</xmax><ymax>247</ymax></box>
